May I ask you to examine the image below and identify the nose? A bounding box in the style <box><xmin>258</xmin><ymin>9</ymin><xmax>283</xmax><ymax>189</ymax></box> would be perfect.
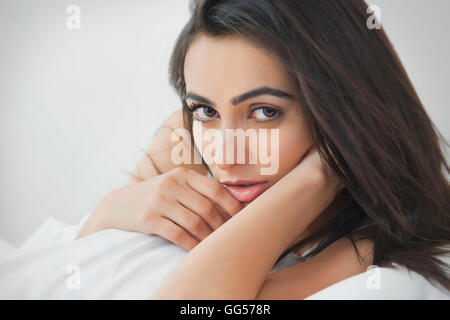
<box><xmin>215</xmin><ymin>162</ymin><xmax>235</xmax><ymax>171</ymax></box>
<box><xmin>214</xmin><ymin>125</ymin><xmax>260</xmax><ymax>171</ymax></box>
<box><xmin>214</xmin><ymin>127</ymin><xmax>239</xmax><ymax>171</ymax></box>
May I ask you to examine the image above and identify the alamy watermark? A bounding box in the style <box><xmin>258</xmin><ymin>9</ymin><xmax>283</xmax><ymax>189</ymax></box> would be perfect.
<box><xmin>366</xmin><ymin>5</ymin><xmax>381</xmax><ymax>30</ymax></box>
<box><xmin>171</xmin><ymin>124</ymin><xmax>280</xmax><ymax>175</ymax></box>
<box><xmin>66</xmin><ymin>5</ymin><xmax>81</xmax><ymax>30</ymax></box>
<box><xmin>366</xmin><ymin>265</ymin><xmax>381</xmax><ymax>290</ymax></box>
<box><xmin>66</xmin><ymin>264</ymin><xmax>81</xmax><ymax>290</ymax></box>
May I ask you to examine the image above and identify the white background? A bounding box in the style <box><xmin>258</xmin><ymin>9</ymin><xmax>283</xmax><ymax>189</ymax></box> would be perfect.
<box><xmin>0</xmin><ymin>0</ymin><xmax>449</xmax><ymax>246</ymax></box>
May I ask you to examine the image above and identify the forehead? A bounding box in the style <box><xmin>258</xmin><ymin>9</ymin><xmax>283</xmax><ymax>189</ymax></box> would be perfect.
<box><xmin>184</xmin><ymin>33</ymin><xmax>294</xmax><ymax>99</ymax></box>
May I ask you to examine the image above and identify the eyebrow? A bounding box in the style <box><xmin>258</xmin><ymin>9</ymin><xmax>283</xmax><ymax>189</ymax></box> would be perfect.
<box><xmin>182</xmin><ymin>86</ymin><xmax>295</xmax><ymax>106</ymax></box>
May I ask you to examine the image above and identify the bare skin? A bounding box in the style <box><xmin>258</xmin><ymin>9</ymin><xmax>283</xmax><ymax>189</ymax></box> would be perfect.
<box><xmin>76</xmin><ymin>110</ymin><xmax>243</xmax><ymax>251</ymax></box>
<box><xmin>76</xmin><ymin>109</ymin><xmax>342</xmax><ymax>256</ymax></box>
<box><xmin>150</xmin><ymin>144</ymin><xmax>372</xmax><ymax>299</ymax></box>
<box><xmin>77</xmin><ymin>33</ymin><xmax>374</xmax><ymax>299</ymax></box>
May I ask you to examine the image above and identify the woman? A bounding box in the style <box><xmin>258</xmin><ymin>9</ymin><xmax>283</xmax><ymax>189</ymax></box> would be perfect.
<box><xmin>77</xmin><ymin>0</ymin><xmax>450</xmax><ymax>299</ymax></box>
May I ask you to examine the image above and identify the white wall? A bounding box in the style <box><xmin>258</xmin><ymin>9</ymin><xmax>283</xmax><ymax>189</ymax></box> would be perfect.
<box><xmin>0</xmin><ymin>0</ymin><xmax>191</xmax><ymax>246</ymax></box>
<box><xmin>366</xmin><ymin>0</ymin><xmax>450</xmax><ymax>143</ymax></box>
<box><xmin>0</xmin><ymin>0</ymin><xmax>449</xmax><ymax>246</ymax></box>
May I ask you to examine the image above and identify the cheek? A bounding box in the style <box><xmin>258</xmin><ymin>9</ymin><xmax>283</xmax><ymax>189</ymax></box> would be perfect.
<box><xmin>277</xmin><ymin>125</ymin><xmax>312</xmax><ymax>174</ymax></box>
<box><xmin>192</xmin><ymin>121</ymin><xmax>210</xmax><ymax>152</ymax></box>
<box><xmin>192</xmin><ymin>121</ymin><xmax>219</xmax><ymax>167</ymax></box>
<box><xmin>192</xmin><ymin>121</ymin><xmax>202</xmax><ymax>151</ymax></box>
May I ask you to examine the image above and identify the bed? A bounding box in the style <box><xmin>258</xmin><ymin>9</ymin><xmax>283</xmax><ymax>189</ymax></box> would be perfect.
<box><xmin>0</xmin><ymin>213</ymin><xmax>448</xmax><ymax>299</ymax></box>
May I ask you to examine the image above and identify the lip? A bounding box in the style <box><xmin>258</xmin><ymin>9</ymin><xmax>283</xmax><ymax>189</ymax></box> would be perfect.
<box><xmin>221</xmin><ymin>180</ymin><xmax>269</xmax><ymax>203</ymax></box>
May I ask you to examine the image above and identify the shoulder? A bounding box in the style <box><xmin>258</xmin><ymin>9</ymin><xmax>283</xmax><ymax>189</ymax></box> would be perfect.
<box><xmin>149</xmin><ymin>109</ymin><xmax>184</xmax><ymax>156</ymax></box>
<box><xmin>256</xmin><ymin>236</ymin><xmax>374</xmax><ymax>299</ymax></box>
<box><xmin>126</xmin><ymin>108</ymin><xmax>208</xmax><ymax>185</ymax></box>
<box><xmin>326</xmin><ymin>236</ymin><xmax>374</xmax><ymax>272</ymax></box>
<box><xmin>148</xmin><ymin>108</ymin><xmax>208</xmax><ymax>176</ymax></box>
<box><xmin>163</xmin><ymin>108</ymin><xmax>185</xmax><ymax>131</ymax></box>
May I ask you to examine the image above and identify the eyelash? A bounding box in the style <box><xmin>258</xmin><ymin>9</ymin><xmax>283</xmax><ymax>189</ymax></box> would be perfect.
<box><xmin>187</xmin><ymin>103</ymin><xmax>283</xmax><ymax>122</ymax></box>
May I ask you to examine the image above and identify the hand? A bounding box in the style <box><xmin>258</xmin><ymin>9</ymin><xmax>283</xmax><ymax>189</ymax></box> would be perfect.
<box><xmin>283</xmin><ymin>145</ymin><xmax>346</xmax><ymax>242</ymax></box>
<box><xmin>76</xmin><ymin>167</ymin><xmax>244</xmax><ymax>251</ymax></box>
<box><xmin>237</xmin><ymin>145</ymin><xmax>345</xmax><ymax>247</ymax></box>
<box><xmin>290</xmin><ymin>145</ymin><xmax>345</xmax><ymax>195</ymax></box>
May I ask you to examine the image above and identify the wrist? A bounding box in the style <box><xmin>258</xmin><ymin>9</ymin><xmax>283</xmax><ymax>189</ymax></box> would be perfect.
<box><xmin>262</xmin><ymin>168</ymin><xmax>328</xmax><ymax>248</ymax></box>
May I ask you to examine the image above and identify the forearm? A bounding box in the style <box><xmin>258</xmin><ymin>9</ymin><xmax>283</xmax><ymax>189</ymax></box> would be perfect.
<box><xmin>150</xmin><ymin>170</ymin><xmax>327</xmax><ymax>299</ymax></box>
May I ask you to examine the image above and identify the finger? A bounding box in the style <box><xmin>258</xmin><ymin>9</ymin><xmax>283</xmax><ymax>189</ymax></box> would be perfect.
<box><xmin>154</xmin><ymin>217</ymin><xmax>200</xmax><ymax>251</ymax></box>
<box><xmin>164</xmin><ymin>202</ymin><xmax>214</xmax><ymax>241</ymax></box>
<box><xmin>176</xmin><ymin>185</ymin><xmax>226</xmax><ymax>230</ymax></box>
<box><xmin>185</xmin><ymin>171</ymin><xmax>244</xmax><ymax>216</ymax></box>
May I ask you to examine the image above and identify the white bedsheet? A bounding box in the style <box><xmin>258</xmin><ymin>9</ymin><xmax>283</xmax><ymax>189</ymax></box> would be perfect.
<box><xmin>0</xmin><ymin>213</ymin><xmax>449</xmax><ymax>299</ymax></box>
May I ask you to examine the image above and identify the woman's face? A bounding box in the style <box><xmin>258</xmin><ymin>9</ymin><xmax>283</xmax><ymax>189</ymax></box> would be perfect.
<box><xmin>184</xmin><ymin>33</ymin><xmax>313</xmax><ymax>206</ymax></box>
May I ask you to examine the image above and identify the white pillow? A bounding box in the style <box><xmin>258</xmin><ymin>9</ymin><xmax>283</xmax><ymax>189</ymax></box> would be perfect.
<box><xmin>0</xmin><ymin>213</ymin><xmax>187</xmax><ymax>299</ymax></box>
<box><xmin>0</xmin><ymin>213</ymin><xmax>448</xmax><ymax>299</ymax></box>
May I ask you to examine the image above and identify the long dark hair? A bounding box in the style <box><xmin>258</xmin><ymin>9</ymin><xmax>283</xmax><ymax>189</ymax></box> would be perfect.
<box><xmin>167</xmin><ymin>0</ymin><xmax>450</xmax><ymax>291</ymax></box>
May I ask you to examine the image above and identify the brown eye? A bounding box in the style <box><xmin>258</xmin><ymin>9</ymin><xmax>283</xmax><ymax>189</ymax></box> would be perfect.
<box><xmin>251</xmin><ymin>106</ymin><xmax>280</xmax><ymax>121</ymax></box>
<box><xmin>192</xmin><ymin>105</ymin><xmax>219</xmax><ymax>121</ymax></box>
<box><xmin>262</xmin><ymin>107</ymin><xmax>277</xmax><ymax>117</ymax></box>
<box><xmin>203</xmin><ymin>107</ymin><xmax>217</xmax><ymax>117</ymax></box>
